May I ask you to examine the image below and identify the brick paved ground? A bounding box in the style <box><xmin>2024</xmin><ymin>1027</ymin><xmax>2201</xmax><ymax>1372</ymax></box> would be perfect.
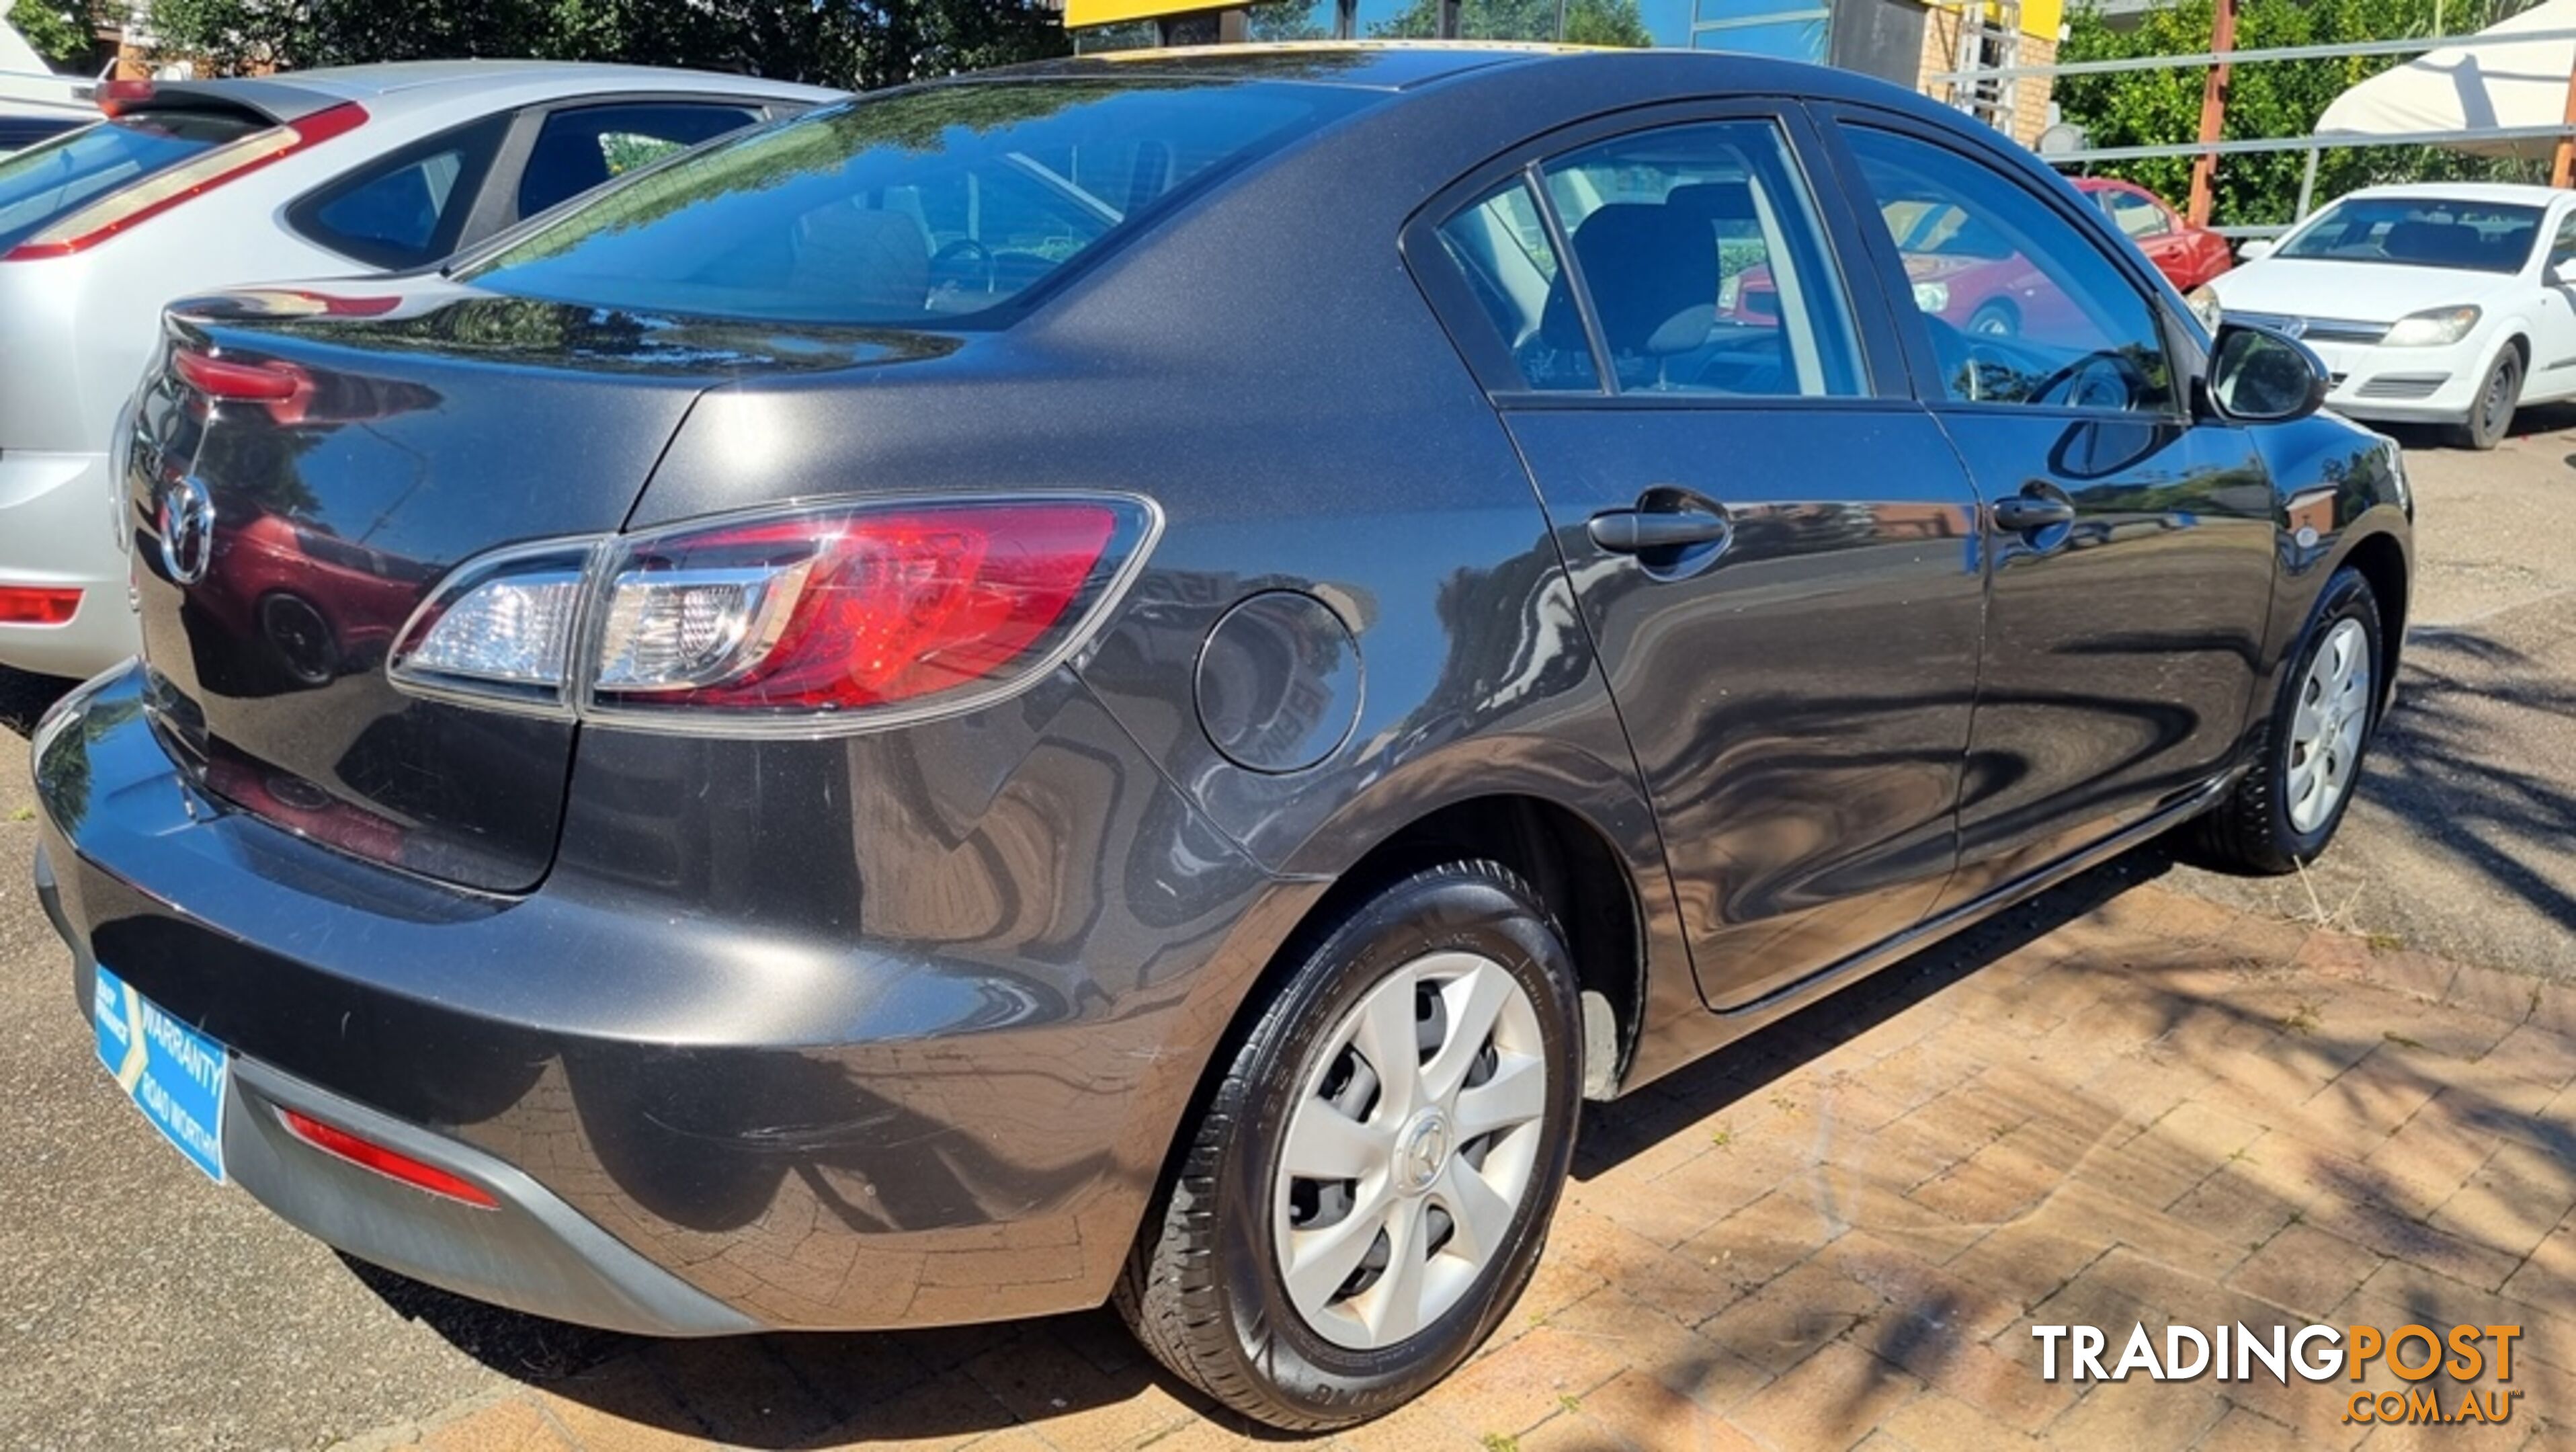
<box><xmin>349</xmin><ymin>864</ymin><xmax>2576</xmax><ymax>1452</ymax></box>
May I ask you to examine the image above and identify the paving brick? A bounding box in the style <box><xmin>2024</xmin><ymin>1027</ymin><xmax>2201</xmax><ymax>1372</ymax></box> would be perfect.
<box><xmin>1546</xmin><ymin>1288</ymin><xmax>1773</xmax><ymax>1414</ymax></box>
<box><xmin>1699</xmin><ymin>1258</ymin><xmax>1884</xmax><ymax>1373</ymax></box>
<box><xmin>1727</xmin><ymin>1338</ymin><xmax>1924</xmax><ymax>1452</ymax></box>
<box><xmin>2428</xmin><ymin>1140</ymin><xmax>2576</xmax><ymax>1262</ymax></box>
<box><xmin>417</xmin><ymin>1398</ymin><xmax>578</xmax><ymax>1452</ymax></box>
<box><xmin>2226</xmin><ymin>1225</ymin><xmax>2386</xmax><ymax>1321</ymax></box>
<box><xmin>1421</xmin><ymin>1325</ymin><xmax>1630</xmax><ymax>1438</ymax></box>
<box><xmin>1879</xmin><ymin>1389</ymin><xmax>2040</xmax><ymax>1451</ymax></box>
<box><xmin>1561</xmin><ymin>1369</ymin><xmax>1762</xmax><ymax>1451</ymax></box>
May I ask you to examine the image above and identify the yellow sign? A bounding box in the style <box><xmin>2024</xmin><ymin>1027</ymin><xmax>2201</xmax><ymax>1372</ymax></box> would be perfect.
<box><xmin>1063</xmin><ymin>0</ymin><xmax>1221</xmax><ymax>26</ymax></box>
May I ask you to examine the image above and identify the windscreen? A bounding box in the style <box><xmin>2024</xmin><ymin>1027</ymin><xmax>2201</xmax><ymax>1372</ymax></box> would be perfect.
<box><xmin>0</xmin><ymin>111</ymin><xmax>268</xmax><ymax>252</ymax></box>
<box><xmin>456</xmin><ymin>79</ymin><xmax>1370</xmax><ymax>325</ymax></box>
<box><xmin>2276</xmin><ymin>197</ymin><xmax>2542</xmax><ymax>274</ymax></box>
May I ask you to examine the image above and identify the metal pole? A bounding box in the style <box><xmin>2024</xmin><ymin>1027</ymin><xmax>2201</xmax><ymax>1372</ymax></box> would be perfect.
<box><xmin>1556</xmin><ymin>0</ymin><xmax>1569</xmax><ymax>42</ymax></box>
<box><xmin>2296</xmin><ymin>144</ymin><xmax>2319</xmax><ymax>219</ymax></box>
<box><xmin>2188</xmin><ymin>0</ymin><xmax>2235</xmax><ymax>229</ymax></box>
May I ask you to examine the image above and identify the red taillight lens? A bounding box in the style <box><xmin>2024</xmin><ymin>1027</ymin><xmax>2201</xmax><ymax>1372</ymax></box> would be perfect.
<box><xmin>4</xmin><ymin>102</ymin><xmax>366</xmax><ymax>261</ymax></box>
<box><xmin>95</xmin><ymin>79</ymin><xmax>157</xmax><ymax>116</ymax></box>
<box><xmin>0</xmin><ymin>587</ymin><xmax>81</xmax><ymax>625</ymax></box>
<box><xmin>174</xmin><ymin>345</ymin><xmax>305</xmax><ymax>402</ymax></box>
<box><xmin>276</xmin><ymin>1107</ymin><xmax>498</xmax><ymax>1209</ymax></box>
<box><xmin>386</xmin><ymin>496</ymin><xmax>1157</xmax><ymax>729</ymax></box>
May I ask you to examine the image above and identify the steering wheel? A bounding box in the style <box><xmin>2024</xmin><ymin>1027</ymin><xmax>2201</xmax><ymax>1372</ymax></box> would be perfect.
<box><xmin>929</xmin><ymin>238</ymin><xmax>997</xmax><ymax>296</ymax></box>
<box><xmin>1925</xmin><ymin>312</ymin><xmax>2008</xmax><ymax>403</ymax></box>
<box><xmin>2026</xmin><ymin>348</ymin><xmax>2149</xmax><ymax>411</ymax></box>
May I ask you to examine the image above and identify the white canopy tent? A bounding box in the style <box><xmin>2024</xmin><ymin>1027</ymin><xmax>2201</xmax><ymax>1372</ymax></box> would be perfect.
<box><xmin>2316</xmin><ymin>0</ymin><xmax>2576</xmax><ymax>158</ymax></box>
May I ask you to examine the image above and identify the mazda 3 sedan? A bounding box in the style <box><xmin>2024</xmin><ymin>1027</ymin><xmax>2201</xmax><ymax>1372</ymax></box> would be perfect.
<box><xmin>33</xmin><ymin>44</ymin><xmax>2411</xmax><ymax>1429</ymax></box>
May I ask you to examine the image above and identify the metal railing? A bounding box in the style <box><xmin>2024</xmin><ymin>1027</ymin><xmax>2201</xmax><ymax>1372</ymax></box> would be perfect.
<box><xmin>1931</xmin><ymin>22</ymin><xmax>2576</xmax><ymax>230</ymax></box>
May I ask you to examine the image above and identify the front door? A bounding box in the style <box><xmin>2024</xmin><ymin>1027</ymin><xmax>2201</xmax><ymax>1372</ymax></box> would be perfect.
<box><xmin>1413</xmin><ymin>110</ymin><xmax>1987</xmax><ymax>1010</ymax></box>
<box><xmin>1827</xmin><ymin>118</ymin><xmax>2280</xmax><ymax>899</ymax></box>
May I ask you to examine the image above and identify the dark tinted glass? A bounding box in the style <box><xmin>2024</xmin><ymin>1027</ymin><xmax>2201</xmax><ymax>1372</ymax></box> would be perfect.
<box><xmin>1844</xmin><ymin>126</ymin><xmax>2173</xmax><ymax>413</ymax></box>
<box><xmin>2278</xmin><ymin>196</ymin><xmax>2541</xmax><ymax>274</ymax></box>
<box><xmin>0</xmin><ymin>111</ymin><xmax>266</xmax><ymax>252</ymax></box>
<box><xmin>517</xmin><ymin>102</ymin><xmax>759</xmax><ymax>216</ymax></box>
<box><xmin>1539</xmin><ymin>120</ymin><xmax>1862</xmax><ymax>397</ymax></box>
<box><xmin>462</xmin><ymin>81</ymin><xmax>1369</xmax><ymax>326</ymax></box>
<box><xmin>300</xmin><ymin>114</ymin><xmax>509</xmax><ymax>268</ymax></box>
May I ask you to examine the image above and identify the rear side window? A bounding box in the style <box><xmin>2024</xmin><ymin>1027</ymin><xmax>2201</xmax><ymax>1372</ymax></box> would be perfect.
<box><xmin>1436</xmin><ymin>119</ymin><xmax>1862</xmax><ymax>398</ymax></box>
<box><xmin>459</xmin><ymin>81</ymin><xmax>1370</xmax><ymax>326</ymax></box>
<box><xmin>2097</xmin><ymin>189</ymin><xmax>2171</xmax><ymax>239</ymax></box>
<box><xmin>294</xmin><ymin>114</ymin><xmax>509</xmax><ymax>268</ymax></box>
<box><xmin>0</xmin><ymin>111</ymin><xmax>266</xmax><ymax>253</ymax></box>
<box><xmin>516</xmin><ymin>102</ymin><xmax>760</xmax><ymax>217</ymax></box>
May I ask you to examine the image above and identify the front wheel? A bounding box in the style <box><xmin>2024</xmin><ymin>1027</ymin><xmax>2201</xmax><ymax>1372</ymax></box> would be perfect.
<box><xmin>2453</xmin><ymin>350</ymin><xmax>2521</xmax><ymax>450</ymax></box>
<box><xmin>1117</xmin><ymin>862</ymin><xmax>1582</xmax><ymax>1430</ymax></box>
<box><xmin>2190</xmin><ymin>567</ymin><xmax>2384</xmax><ymax>874</ymax></box>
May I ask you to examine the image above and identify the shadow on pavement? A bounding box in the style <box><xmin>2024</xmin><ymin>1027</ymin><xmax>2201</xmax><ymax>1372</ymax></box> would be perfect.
<box><xmin>345</xmin><ymin>843</ymin><xmax>2190</xmax><ymax>1447</ymax></box>
<box><xmin>0</xmin><ymin>667</ymin><xmax>75</xmax><ymax>739</ymax></box>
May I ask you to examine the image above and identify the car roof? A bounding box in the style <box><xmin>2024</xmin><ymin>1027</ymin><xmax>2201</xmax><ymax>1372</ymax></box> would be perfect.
<box><xmin>2336</xmin><ymin>180</ymin><xmax>2569</xmax><ymax>207</ymax></box>
<box><xmin>178</xmin><ymin>58</ymin><xmax>840</xmax><ymax>112</ymax></box>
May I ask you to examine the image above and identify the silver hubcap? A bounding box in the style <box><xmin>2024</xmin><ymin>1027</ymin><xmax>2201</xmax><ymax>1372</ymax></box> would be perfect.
<box><xmin>2288</xmin><ymin>617</ymin><xmax>2372</xmax><ymax>834</ymax></box>
<box><xmin>1273</xmin><ymin>951</ymin><xmax>1548</xmax><ymax>1351</ymax></box>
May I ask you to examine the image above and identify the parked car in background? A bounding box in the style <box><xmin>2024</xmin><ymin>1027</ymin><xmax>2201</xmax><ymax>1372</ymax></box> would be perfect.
<box><xmin>33</xmin><ymin>44</ymin><xmax>2411</xmax><ymax>1433</ymax></box>
<box><xmin>0</xmin><ymin>20</ymin><xmax>93</xmax><ymax>153</ymax></box>
<box><xmin>2191</xmin><ymin>182</ymin><xmax>2576</xmax><ymax>449</ymax></box>
<box><xmin>2072</xmin><ymin>175</ymin><xmax>2233</xmax><ymax>292</ymax></box>
<box><xmin>0</xmin><ymin>62</ymin><xmax>837</xmax><ymax>679</ymax></box>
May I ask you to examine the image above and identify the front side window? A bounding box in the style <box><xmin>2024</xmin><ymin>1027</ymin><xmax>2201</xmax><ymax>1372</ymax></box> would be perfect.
<box><xmin>517</xmin><ymin>102</ymin><xmax>760</xmax><ymax>216</ymax></box>
<box><xmin>2100</xmin><ymin>188</ymin><xmax>2171</xmax><ymax>239</ymax></box>
<box><xmin>462</xmin><ymin>81</ymin><xmax>1369</xmax><ymax>326</ymax></box>
<box><xmin>2276</xmin><ymin>196</ymin><xmax>2542</xmax><ymax>275</ymax></box>
<box><xmin>1843</xmin><ymin>126</ymin><xmax>2174</xmax><ymax>413</ymax></box>
<box><xmin>1438</xmin><ymin>119</ymin><xmax>1862</xmax><ymax>399</ymax></box>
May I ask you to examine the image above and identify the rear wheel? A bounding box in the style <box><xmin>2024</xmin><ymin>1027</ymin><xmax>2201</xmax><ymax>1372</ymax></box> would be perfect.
<box><xmin>2191</xmin><ymin>567</ymin><xmax>2382</xmax><ymax>874</ymax></box>
<box><xmin>1967</xmin><ymin>299</ymin><xmax>2020</xmax><ymax>337</ymax></box>
<box><xmin>1117</xmin><ymin>862</ymin><xmax>1581</xmax><ymax>1430</ymax></box>
<box><xmin>2453</xmin><ymin>349</ymin><xmax>2520</xmax><ymax>450</ymax></box>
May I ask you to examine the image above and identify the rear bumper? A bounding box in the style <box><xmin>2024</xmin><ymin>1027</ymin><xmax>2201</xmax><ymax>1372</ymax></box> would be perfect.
<box><xmin>37</xmin><ymin>850</ymin><xmax>751</xmax><ymax>1336</ymax></box>
<box><xmin>0</xmin><ymin>450</ymin><xmax>136</xmax><ymax>678</ymax></box>
<box><xmin>32</xmin><ymin>666</ymin><xmax>1292</xmax><ymax>1333</ymax></box>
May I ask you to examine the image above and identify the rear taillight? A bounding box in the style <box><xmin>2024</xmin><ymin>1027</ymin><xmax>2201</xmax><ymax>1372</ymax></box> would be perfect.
<box><xmin>276</xmin><ymin>1108</ymin><xmax>498</xmax><ymax>1209</ymax></box>
<box><xmin>3</xmin><ymin>102</ymin><xmax>366</xmax><ymax>261</ymax></box>
<box><xmin>0</xmin><ymin>586</ymin><xmax>81</xmax><ymax>625</ymax></box>
<box><xmin>387</xmin><ymin>495</ymin><xmax>1159</xmax><ymax>733</ymax></box>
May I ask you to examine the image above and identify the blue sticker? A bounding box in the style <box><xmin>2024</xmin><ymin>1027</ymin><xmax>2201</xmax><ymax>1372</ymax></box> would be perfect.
<box><xmin>93</xmin><ymin>966</ymin><xmax>228</xmax><ymax>1183</ymax></box>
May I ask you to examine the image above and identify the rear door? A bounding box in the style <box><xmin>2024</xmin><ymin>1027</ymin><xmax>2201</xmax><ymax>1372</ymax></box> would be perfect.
<box><xmin>1822</xmin><ymin>114</ymin><xmax>2277</xmax><ymax>903</ymax></box>
<box><xmin>1409</xmin><ymin>104</ymin><xmax>1987</xmax><ymax>1011</ymax></box>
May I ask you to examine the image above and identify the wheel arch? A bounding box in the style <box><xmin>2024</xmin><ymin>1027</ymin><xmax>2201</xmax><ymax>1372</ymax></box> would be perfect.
<box><xmin>2336</xmin><ymin>526</ymin><xmax>2411</xmax><ymax>717</ymax></box>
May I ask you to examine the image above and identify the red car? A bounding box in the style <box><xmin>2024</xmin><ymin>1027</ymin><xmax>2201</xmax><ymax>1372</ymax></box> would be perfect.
<box><xmin>2071</xmin><ymin>176</ymin><xmax>2234</xmax><ymax>292</ymax></box>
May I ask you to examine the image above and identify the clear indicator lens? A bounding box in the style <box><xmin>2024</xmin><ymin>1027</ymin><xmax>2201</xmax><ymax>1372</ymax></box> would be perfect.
<box><xmin>399</xmin><ymin>571</ymin><xmax>583</xmax><ymax>687</ymax></box>
<box><xmin>594</xmin><ymin>563</ymin><xmax>810</xmax><ymax>692</ymax></box>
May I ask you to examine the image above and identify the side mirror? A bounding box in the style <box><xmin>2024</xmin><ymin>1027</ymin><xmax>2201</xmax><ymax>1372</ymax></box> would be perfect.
<box><xmin>2205</xmin><ymin>323</ymin><xmax>2329</xmax><ymax>424</ymax></box>
<box><xmin>2552</xmin><ymin>257</ymin><xmax>2576</xmax><ymax>286</ymax></box>
<box><xmin>2237</xmin><ymin>237</ymin><xmax>2277</xmax><ymax>262</ymax></box>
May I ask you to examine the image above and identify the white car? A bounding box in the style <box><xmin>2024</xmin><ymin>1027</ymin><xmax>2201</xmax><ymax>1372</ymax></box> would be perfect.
<box><xmin>2190</xmin><ymin>182</ymin><xmax>2576</xmax><ymax>450</ymax></box>
<box><xmin>0</xmin><ymin>62</ymin><xmax>837</xmax><ymax>680</ymax></box>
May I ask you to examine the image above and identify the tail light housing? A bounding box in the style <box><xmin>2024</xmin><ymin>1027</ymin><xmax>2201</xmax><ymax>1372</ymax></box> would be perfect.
<box><xmin>388</xmin><ymin>494</ymin><xmax>1159</xmax><ymax>734</ymax></box>
<box><xmin>4</xmin><ymin>102</ymin><xmax>367</xmax><ymax>262</ymax></box>
<box><xmin>0</xmin><ymin>587</ymin><xmax>81</xmax><ymax>626</ymax></box>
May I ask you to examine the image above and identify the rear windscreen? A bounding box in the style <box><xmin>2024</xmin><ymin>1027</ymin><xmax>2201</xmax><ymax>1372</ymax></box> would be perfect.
<box><xmin>0</xmin><ymin>111</ymin><xmax>268</xmax><ymax>253</ymax></box>
<box><xmin>456</xmin><ymin>79</ymin><xmax>1371</xmax><ymax>326</ymax></box>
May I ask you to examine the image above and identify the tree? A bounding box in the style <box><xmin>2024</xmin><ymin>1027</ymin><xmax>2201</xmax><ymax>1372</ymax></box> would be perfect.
<box><xmin>2054</xmin><ymin>0</ymin><xmax>2542</xmax><ymax>229</ymax></box>
<box><xmin>8</xmin><ymin>0</ymin><xmax>93</xmax><ymax>68</ymax></box>
<box><xmin>141</xmin><ymin>0</ymin><xmax>1073</xmax><ymax>91</ymax></box>
<box><xmin>1372</xmin><ymin>0</ymin><xmax>1653</xmax><ymax>47</ymax></box>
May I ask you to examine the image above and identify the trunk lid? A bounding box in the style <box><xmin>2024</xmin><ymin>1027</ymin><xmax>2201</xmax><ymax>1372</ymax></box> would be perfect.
<box><xmin>126</xmin><ymin>278</ymin><xmax>954</xmax><ymax>891</ymax></box>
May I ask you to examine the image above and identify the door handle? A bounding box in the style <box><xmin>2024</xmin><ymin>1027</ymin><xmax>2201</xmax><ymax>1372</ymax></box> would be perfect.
<box><xmin>1588</xmin><ymin>508</ymin><xmax>1733</xmax><ymax>555</ymax></box>
<box><xmin>1992</xmin><ymin>493</ymin><xmax>2076</xmax><ymax>532</ymax></box>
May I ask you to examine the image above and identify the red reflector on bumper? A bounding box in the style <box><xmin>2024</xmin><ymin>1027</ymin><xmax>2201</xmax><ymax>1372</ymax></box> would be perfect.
<box><xmin>0</xmin><ymin>587</ymin><xmax>80</xmax><ymax>625</ymax></box>
<box><xmin>278</xmin><ymin>1107</ymin><xmax>498</xmax><ymax>1209</ymax></box>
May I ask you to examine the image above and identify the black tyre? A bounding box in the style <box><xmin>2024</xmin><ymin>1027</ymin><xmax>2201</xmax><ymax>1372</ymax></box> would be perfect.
<box><xmin>2191</xmin><ymin>567</ymin><xmax>2384</xmax><ymax>875</ymax></box>
<box><xmin>1966</xmin><ymin>298</ymin><xmax>2020</xmax><ymax>337</ymax></box>
<box><xmin>2454</xmin><ymin>349</ymin><xmax>2521</xmax><ymax>451</ymax></box>
<box><xmin>1117</xmin><ymin>862</ymin><xmax>1583</xmax><ymax>1430</ymax></box>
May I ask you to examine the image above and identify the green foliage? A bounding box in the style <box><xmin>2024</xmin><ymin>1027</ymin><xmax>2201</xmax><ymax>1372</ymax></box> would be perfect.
<box><xmin>2056</xmin><ymin>0</ymin><xmax>2544</xmax><ymax>229</ymax></box>
<box><xmin>1372</xmin><ymin>0</ymin><xmax>1653</xmax><ymax>47</ymax></box>
<box><xmin>9</xmin><ymin>0</ymin><xmax>93</xmax><ymax>67</ymax></box>
<box><xmin>140</xmin><ymin>0</ymin><xmax>1074</xmax><ymax>91</ymax></box>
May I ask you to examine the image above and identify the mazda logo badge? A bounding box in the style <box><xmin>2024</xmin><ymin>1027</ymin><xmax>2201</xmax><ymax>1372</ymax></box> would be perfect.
<box><xmin>158</xmin><ymin>475</ymin><xmax>216</xmax><ymax>586</ymax></box>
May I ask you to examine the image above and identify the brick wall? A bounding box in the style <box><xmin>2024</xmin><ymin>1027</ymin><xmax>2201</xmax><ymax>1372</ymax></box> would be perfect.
<box><xmin>1914</xmin><ymin>2</ymin><xmax>2057</xmax><ymax>151</ymax></box>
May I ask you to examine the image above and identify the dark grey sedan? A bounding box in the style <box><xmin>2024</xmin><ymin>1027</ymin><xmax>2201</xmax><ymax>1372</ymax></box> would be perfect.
<box><xmin>33</xmin><ymin>44</ymin><xmax>2409</xmax><ymax>1429</ymax></box>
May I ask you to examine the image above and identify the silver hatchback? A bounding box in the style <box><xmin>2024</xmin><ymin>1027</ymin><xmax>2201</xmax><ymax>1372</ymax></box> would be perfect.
<box><xmin>0</xmin><ymin>61</ymin><xmax>837</xmax><ymax>678</ymax></box>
